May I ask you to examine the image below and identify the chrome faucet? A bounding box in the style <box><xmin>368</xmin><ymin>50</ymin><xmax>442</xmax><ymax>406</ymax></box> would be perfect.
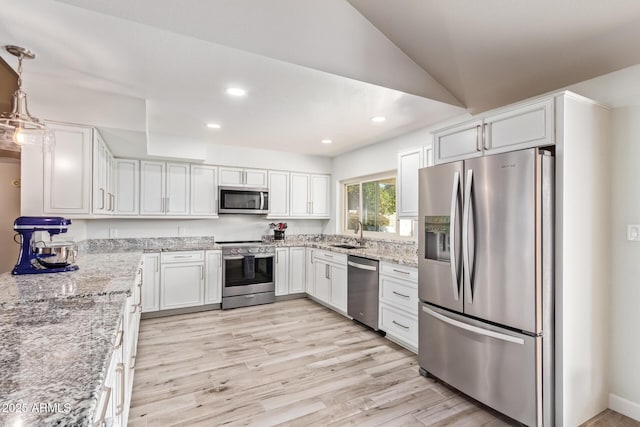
<box><xmin>355</xmin><ymin>221</ymin><xmax>365</xmax><ymax>246</ymax></box>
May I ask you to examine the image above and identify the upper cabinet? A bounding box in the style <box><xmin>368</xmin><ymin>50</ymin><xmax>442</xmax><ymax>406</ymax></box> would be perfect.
<box><xmin>92</xmin><ymin>130</ymin><xmax>115</xmax><ymax>215</ymax></box>
<box><xmin>140</xmin><ymin>161</ymin><xmax>189</xmax><ymax>216</ymax></box>
<box><xmin>434</xmin><ymin>97</ymin><xmax>555</xmax><ymax>164</ymax></box>
<box><xmin>397</xmin><ymin>148</ymin><xmax>423</xmax><ymax>218</ymax></box>
<box><xmin>43</xmin><ymin>122</ymin><xmax>93</xmax><ymax>215</ymax></box>
<box><xmin>190</xmin><ymin>165</ymin><xmax>218</xmax><ymax>216</ymax></box>
<box><xmin>268</xmin><ymin>170</ymin><xmax>289</xmax><ymax>218</ymax></box>
<box><xmin>219</xmin><ymin>167</ymin><xmax>267</xmax><ymax>188</ymax></box>
<box><xmin>290</xmin><ymin>173</ymin><xmax>330</xmax><ymax>218</ymax></box>
<box><xmin>114</xmin><ymin>159</ymin><xmax>139</xmax><ymax>215</ymax></box>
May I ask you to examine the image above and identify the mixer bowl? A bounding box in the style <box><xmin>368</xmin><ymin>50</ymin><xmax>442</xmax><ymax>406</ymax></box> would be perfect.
<box><xmin>33</xmin><ymin>241</ymin><xmax>78</xmax><ymax>268</ymax></box>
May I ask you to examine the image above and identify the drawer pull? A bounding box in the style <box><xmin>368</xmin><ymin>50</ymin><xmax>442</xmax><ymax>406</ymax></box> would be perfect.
<box><xmin>392</xmin><ymin>320</ymin><xmax>410</xmax><ymax>329</ymax></box>
<box><xmin>172</xmin><ymin>255</ymin><xmax>193</xmax><ymax>259</ymax></box>
<box><xmin>324</xmin><ymin>254</ymin><xmax>334</xmax><ymax>258</ymax></box>
<box><xmin>113</xmin><ymin>330</ymin><xmax>123</xmax><ymax>349</ymax></box>
<box><xmin>392</xmin><ymin>269</ymin><xmax>411</xmax><ymax>275</ymax></box>
<box><xmin>392</xmin><ymin>291</ymin><xmax>410</xmax><ymax>299</ymax></box>
<box><xmin>94</xmin><ymin>386</ymin><xmax>111</xmax><ymax>426</ymax></box>
<box><xmin>115</xmin><ymin>363</ymin><xmax>125</xmax><ymax>415</ymax></box>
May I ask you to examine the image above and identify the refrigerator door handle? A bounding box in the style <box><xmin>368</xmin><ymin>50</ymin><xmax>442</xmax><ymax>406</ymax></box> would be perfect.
<box><xmin>422</xmin><ymin>306</ymin><xmax>525</xmax><ymax>345</ymax></box>
<box><xmin>462</xmin><ymin>168</ymin><xmax>474</xmax><ymax>304</ymax></box>
<box><xmin>449</xmin><ymin>171</ymin><xmax>460</xmax><ymax>301</ymax></box>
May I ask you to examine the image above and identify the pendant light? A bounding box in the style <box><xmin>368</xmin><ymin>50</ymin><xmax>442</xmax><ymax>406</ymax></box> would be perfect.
<box><xmin>0</xmin><ymin>45</ymin><xmax>52</xmax><ymax>150</ymax></box>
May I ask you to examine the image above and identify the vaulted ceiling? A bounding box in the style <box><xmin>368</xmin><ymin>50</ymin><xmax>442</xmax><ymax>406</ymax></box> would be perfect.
<box><xmin>0</xmin><ymin>0</ymin><xmax>639</xmax><ymax>160</ymax></box>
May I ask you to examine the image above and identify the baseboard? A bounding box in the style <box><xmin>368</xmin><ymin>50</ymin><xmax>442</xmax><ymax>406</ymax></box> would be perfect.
<box><xmin>609</xmin><ymin>393</ymin><xmax>640</xmax><ymax>422</ymax></box>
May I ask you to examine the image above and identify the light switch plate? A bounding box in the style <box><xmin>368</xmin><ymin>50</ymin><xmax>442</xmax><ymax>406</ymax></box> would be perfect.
<box><xmin>627</xmin><ymin>225</ymin><xmax>640</xmax><ymax>241</ymax></box>
<box><xmin>109</xmin><ymin>228</ymin><xmax>118</xmax><ymax>238</ymax></box>
<box><xmin>178</xmin><ymin>226</ymin><xmax>185</xmax><ymax>236</ymax></box>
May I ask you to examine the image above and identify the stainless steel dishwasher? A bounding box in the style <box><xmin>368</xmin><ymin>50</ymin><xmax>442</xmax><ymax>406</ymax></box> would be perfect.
<box><xmin>347</xmin><ymin>255</ymin><xmax>380</xmax><ymax>330</ymax></box>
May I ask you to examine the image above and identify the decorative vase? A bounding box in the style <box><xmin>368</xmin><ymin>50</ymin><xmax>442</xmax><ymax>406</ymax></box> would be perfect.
<box><xmin>274</xmin><ymin>230</ymin><xmax>285</xmax><ymax>240</ymax></box>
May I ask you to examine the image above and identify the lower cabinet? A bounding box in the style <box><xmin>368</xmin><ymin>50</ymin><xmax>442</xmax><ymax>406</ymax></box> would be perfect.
<box><xmin>289</xmin><ymin>247</ymin><xmax>306</xmax><ymax>294</ymax></box>
<box><xmin>275</xmin><ymin>247</ymin><xmax>290</xmax><ymax>296</ymax></box>
<box><xmin>160</xmin><ymin>251</ymin><xmax>205</xmax><ymax>310</ymax></box>
<box><xmin>141</xmin><ymin>253</ymin><xmax>160</xmax><ymax>312</ymax></box>
<box><xmin>312</xmin><ymin>250</ymin><xmax>348</xmax><ymax>314</ymax></box>
<box><xmin>205</xmin><ymin>250</ymin><xmax>222</xmax><ymax>304</ymax></box>
<box><xmin>378</xmin><ymin>262</ymin><xmax>419</xmax><ymax>352</ymax></box>
<box><xmin>305</xmin><ymin>248</ymin><xmax>315</xmax><ymax>295</ymax></box>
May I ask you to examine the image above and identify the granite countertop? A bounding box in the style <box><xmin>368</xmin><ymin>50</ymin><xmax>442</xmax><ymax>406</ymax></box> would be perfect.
<box><xmin>0</xmin><ymin>251</ymin><xmax>142</xmax><ymax>426</ymax></box>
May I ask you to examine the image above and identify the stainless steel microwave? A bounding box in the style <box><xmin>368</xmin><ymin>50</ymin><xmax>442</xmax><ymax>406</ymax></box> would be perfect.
<box><xmin>218</xmin><ymin>187</ymin><xmax>269</xmax><ymax>214</ymax></box>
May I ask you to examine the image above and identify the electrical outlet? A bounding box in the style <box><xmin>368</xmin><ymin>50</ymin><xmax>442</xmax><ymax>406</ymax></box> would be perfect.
<box><xmin>627</xmin><ymin>225</ymin><xmax>640</xmax><ymax>241</ymax></box>
<box><xmin>109</xmin><ymin>228</ymin><xmax>118</xmax><ymax>238</ymax></box>
<box><xmin>178</xmin><ymin>226</ymin><xmax>185</xmax><ymax>236</ymax></box>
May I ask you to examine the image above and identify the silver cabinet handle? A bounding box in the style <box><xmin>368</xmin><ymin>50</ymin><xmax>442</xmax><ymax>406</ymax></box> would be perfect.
<box><xmin>392</xmin><ymin>268</ymin><xmax>411</xmax><ymax>275</ymax></box>
<box><xmin>100</xmin><ymin>188</ymin><xmax>105</xmax><ymax>210</ymax></box>
<box><xmin>392</xmin><ymin>320</ymin><xmax>409</xmax><ymax>329</ymax></box>
<box><xmin>115</xmin><ymin>363</ymin><xmax>125</xmax><ymax>415</ymax></box>
<box><xmin>310</xmin><ymin>250</ymin><xmax>314</xmax><ymax>264</ymax></box>
<box><xmin>392</xmin><ymin>291</ymin><xmax>410</xmax><ymax>299</ymax></box>
<box><xmin>172</xmin><ymin>255</ymin><xmax>192</xmax><ymax>259</ymax></box>
<box><xmin>422</xmin><ymin>306</ymin><xmax>524</xmax><ymax>345</ymax></box>
<box><xmin>462</xmin><ymin>168</ymin><xmax>474</xmax><ymax>304</ymax></box>
<box><xmin>323</xmin><ymin>253</ymin><xmax>333</xmax><ymax>258</ymax></box>
<box><xmin>155</xmin><ymin>256</ymin><xmax>159</xmax><ymax>273</ymax></box>
<box><xmin>111</xmin><ymin>194</ymin><xmax>115</xmax><ymax>212</ymax></box>
<box><xmin>475</xmin><ymin>125</ymin><xmax>482</xmax><ymax>152</ymax></box>
<box><xmin>113</xmin><ymin>329</ymin><xmax>123</xmax><ymax>349</ymax></box>
<box><xmin>482</xmin><ymin>123</ymin><xmax>488</xmax><ymax>150</ymax></box>
<box><xmin>94</xmin><ymin>386</ymin><xmax>111</xmax><ymax>426</ymax></box>
<box><xmin>449</xmin><ymin>171</ymin><xmax>460</xmax><ymax>301</ymax></box>
<box><xmin>166</xmin><ymin>197</ymin><xmax>170</xmax><ymax>213</ymax></box>
<box><xmin>348</xmin><ymin>261</ymin><xmax>377</xmax><ymax>271</ymax></box>
<box><xmin>130</xmin><ymin>354</ymin><xmax>136</xmax><ymax>370</ymax></box>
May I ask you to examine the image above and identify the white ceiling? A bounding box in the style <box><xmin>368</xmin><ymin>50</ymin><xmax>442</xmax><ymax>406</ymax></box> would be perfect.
<box><xmin>1</xmin><ymin>0</ymin><xmax>639</xmax><ymax>160</ymax></box>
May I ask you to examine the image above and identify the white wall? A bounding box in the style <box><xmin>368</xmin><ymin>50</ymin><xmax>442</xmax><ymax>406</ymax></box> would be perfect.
<box><xmin>84</xmin><ymin>217</ymin><xmax>325</xmax><ymax>241</ymax></box>
<box><xmin>607</xmin><ymin>106</ymin><xmax>640</xmax><ymax>420</ymax></box>
<box><xmin>0</xmin><ymin>158</ymin><xmax>20</xmax><ymax>273</ymax></box>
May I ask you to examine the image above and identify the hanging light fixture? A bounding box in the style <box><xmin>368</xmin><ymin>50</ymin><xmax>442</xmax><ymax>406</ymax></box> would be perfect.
<box><xmin>0</xmin><ymin>45</ymin><xmax>52</xmax><ymax>150</ymax></box>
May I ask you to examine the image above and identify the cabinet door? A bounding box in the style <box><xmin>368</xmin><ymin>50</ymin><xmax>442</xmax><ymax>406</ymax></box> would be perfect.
<box><xmin>114</xmin><ymin>159</ymin><xmax>139</xmax><ymax>215</ymax></box>
<box><xmin>141</xmin><ymin>253</ymin><xmax>160</xmax><ymax>312</ymax></box>
<box><xmin>397</xmin><ymin>148</ymin><xmax>423</xmax><ymax>218</ymax></box>
<box><xmin>484</xmin><ymin>98</ymin><xmax>554</xmax><ymax>153</ymax></box>
<box><xmin>305</xmin><ymin>248</ymin><xmax>315</xmax><ymax>296</ymax></box>
<box><xmin>219</xmin><ymin>167</ymin><xmax>244</xmax><ymax>186</ymax></box>
<box><xmin>314</xmin><ymin>260</ymin><xmax>330</xmax><ymax>303</ymax></box>
<box><xmin>166</xmin><ymin>163</ymin><xmax>190</xmax><ymax>215</ymax></box>
<box><xmin>330</xmin><ymin>263</ymin><xmax>348</xmax><ymax>313</ymax></box>
<box><xmin>191</xmin><ymin>165</ymin><xmax>218</xmax><ymax>216</ymax></box>
<box><xmin>289</xmin><ymin>247</ymin><xmax>306</xmax><ymax>294</ymax></box>
<box><xmin>205</xmin><ymin>250</ymin><xmax>222</xmax><ymax>304</ymax></box>
<box><xmin>268</xmin><ymin>171</ymin><xmax>289</xmax><ymax>217</ymax></box>
<box><xmin>434</xmin><ymin>119</ymin><xmax>483</xmax><ymax>164</ymax></box>
<box><xmin>92</xmin><ymin>132</ymin><xmax>107</xmax><ymax>214</ymax></box>
<box><xmin>43</xmin><ymin>123</ymin><xmax>93</xmax><ymax>214</ymax></box>
<box><xmin>275</xmin><ymin>247</ymin><xmax>290</xmax><ymax>296</ymax></box>
<box><xmin>245</xmin><ymin>169</ymin><xmax>268</xmax><ymax>187</ymax></box>
<box><xmin>310</xmin><ymin>175</ymin><xmax>330</xmax><ymax>217</ymax></box>
<box><xmin>106</xmin><ymin>151</ymin><xmax>115</xmax><ymax>213</ymax></box>
<box><xmin>424</xmin><ymin>145</ymin><xmax>434</xmax><ymax>167</ymax></box>
<box><xmin>160</xmin><ymin>262</ymin><xmax>204</xmax><ymax>309</ymax></box>
<box><xmin>140</xmin><ymin>161</ymin><xmax>166</xmax><ymax>215</ymax></box>
<box><xmin>290</xmin><ymin>173</ymin><xmax>310</xmax><ymax>216</ymax></box>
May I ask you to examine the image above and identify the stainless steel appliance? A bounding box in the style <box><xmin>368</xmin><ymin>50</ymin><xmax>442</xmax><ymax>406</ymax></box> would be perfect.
<box><xmin>418</xmin><ymin>148</ymin><xmax>554</xmax><ymax>427</ymax></box>
<box><xmin>347</xmin><ymin>256</ymin><xmax>379</xmax><ymax>330</ymax></box>
<box><xmin>219</xmin><ymin>241</ymin><xmax>275</xmax><ymax>309</ymax></box>
<box><xmin>218</xmin><ymin>187</ymin><xmax>269</xmax><ymax>214</ymax></box>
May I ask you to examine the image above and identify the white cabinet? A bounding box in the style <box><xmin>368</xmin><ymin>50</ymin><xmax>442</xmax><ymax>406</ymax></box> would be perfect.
<box><xmin>160</xmin><ymin>251</ymin><xmax>205</xmax><ymax>309</ymax></box>
<box><xmin>114</xmin><ymin>159</ymin><xmax>139</xmax><ymax>215</ymax></box>
<box><xmin>92</xmin><ymin>130</ymin><xmax>115</xmax><ymax>215</ymax></box>
<box><xmin>275</xmin><ymin>247</ymin><xmax>290</xmax><ymax>296</ymax></box>
<box><xmin>305</xmin><ymin>248</ymin><xmax>315</xmax><ymax>295</ymax></box>
<box><xmin>141</xmin><ymin>253</ymin><xmax>160</xmax><ymax>312</ymax></box>
<box><xmin>424</xmin><ymin>145</ymin><xmax>434</xmax><ymax>167</ymax></box>
<box><xmin>434</xmin><ymin>97</ymin><xmax>555</xmax><ymax>164</ymax></box>
<box><xmin>378</xmin><ymin>262</ymin><xmax>418</xmax><ymax>352</ymax></box>
<box><xmin>289</xmin><ymin>247</ymin><xmax>306</xmax><ymax>294</ymax></box>
<box><xmin>205</xmin><ymin>250</ymin><xmax>222</xmax><ymax>304</ymax></box>
<box><xmin>43</xmin><ymin>122</ymin><xmax>93</xmax><ymax>214</ymax></box>
<box><xmin>312</xmin><ymin>250</ymin><xmax>348</xmax><ymax>313</ymax></box>
<box><xmin>268</xmin><ymin>171</ymin><xmax>289</xmax><ymax>217</ymax></box>
<box><xmin>140</xmin><ymin>161</ymin><xmax>190</xmax><ymax>215</ymax></box>
<box><xmin>397</xmin><ymin>148</ymin><xmax>423</xmax><ymax>218</ymax></box>
<box><xmin>190</xmin><ymin>165</ymin><xmax>218</xmax><ymax>216</ymax></box>
<box><xmin>290</xmin><ymin>173</ymin><xmax>330</xmax><ymax>218</ymax></box>
<box><xmin>219</xmin><ymin>167</ymin><xmax>267</xmax><ymax>187</ymax></box>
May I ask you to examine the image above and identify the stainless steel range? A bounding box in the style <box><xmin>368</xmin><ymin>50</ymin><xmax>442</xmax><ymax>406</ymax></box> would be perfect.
<box><xmin>218</xmin><ymin>241</ymin><xmax>275</xmax><ymax>310</ymax></box>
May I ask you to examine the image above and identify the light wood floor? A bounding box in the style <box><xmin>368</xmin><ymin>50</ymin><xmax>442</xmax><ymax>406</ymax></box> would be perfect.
<box><xmin>129</xmin><ymin>299</ymin><xmax>633</xmax><ymax>426</ymax></box>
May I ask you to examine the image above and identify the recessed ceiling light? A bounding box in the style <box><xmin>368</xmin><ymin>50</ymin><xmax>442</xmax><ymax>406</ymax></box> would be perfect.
<box><xmin>206</xmin><ymin>123</ymin><xmax>221</xmax><ymax>129</ymax></box>
<box><xmin>225</xmin><ymin>87</ymin><xmax>247</xmax><ymax>97</ymax></box>
<box><xmin>321</xmin><ymin>139</ymin><xmax>332</xmax><ymax>144</ymax></box>
<box><xmin>371</xmin><ymin>116</ymin><xmax>386</xmax><ymax>123</ymax></box>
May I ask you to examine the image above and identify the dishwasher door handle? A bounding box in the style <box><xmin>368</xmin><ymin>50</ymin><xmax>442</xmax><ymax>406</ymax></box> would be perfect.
<box><xmin>347</xmin><ymin>261</ymin><xmax>377</xmax><ymax>271</ymax></box>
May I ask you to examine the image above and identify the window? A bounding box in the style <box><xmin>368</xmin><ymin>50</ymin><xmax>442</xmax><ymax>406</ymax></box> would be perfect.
<box><xmin>343</xmin><ymin>174</ymin><xmax>413</xmax><ymax>238</ymax></box>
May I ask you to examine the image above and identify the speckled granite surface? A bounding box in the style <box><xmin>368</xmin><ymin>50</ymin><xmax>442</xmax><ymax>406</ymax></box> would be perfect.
<box><xmin>80</xmin><ymin>236</ymin><xmax>219</xmax><ymax>254</ymax></box>
<box><xmin>0</xmin><ymin>251</ymin><xmax>142</xmax><ymax>426</ymax></box>
<box><xmin>264</xmin><ymin>234</ymin><xmax>419</xmax><ymax>267</ymax></box>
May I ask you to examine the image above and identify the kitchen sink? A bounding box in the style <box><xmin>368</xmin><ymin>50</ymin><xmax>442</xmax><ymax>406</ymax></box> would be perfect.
<box><xmin>331</xmin><ymin>244</ymin><xmax>363</xmax><ymax>250</ymax></box>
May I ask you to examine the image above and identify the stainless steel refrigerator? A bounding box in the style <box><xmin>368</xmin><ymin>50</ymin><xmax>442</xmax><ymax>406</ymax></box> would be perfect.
<box><xmin>418</xmin><ymin>148</ymin><xmax>554</xmax><ymax>427</ymax></box>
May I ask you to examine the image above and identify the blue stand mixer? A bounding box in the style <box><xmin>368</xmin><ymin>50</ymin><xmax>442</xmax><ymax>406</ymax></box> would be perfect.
<box><xmin>12</xmin><ymin>216</ymin><xmax>79</xmax><ymax>275</ymax></box>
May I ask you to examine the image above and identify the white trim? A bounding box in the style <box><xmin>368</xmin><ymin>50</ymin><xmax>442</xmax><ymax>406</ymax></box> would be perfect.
<box><xmin>609</xmin><ymin>393</ymin><xmax>640</xmax><ymax>422</ymax></box>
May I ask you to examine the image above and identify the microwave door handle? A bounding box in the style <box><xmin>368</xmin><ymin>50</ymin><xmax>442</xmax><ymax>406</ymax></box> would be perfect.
<box><xmin>462</xmin><ymin>168</ymin><xmax>473</xmax><ymax>304</ymax></box>
<box><xmin>260</xmin><ymin>192</ymin><xmax>265</xmax><ymax>211</ymax></box>
<box><xmin>449</xmin><ymin>171</ymin><xmax>460</xmax><ymax>301</ymax></box>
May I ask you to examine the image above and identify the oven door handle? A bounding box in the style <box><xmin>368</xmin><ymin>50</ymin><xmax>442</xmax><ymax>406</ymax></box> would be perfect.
<box><xmin>223</xmin><ymin>256</ymin><xmax>245</xmax><ymax>260</ymax></box>
<box><xmin>223</xmin><ymin>254</ymin><xmax>274</xmax><ymax>260</ymax></box>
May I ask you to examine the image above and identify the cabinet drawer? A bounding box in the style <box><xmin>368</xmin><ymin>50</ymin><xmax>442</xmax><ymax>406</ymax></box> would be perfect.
<box><xmin>379</xmin><ymin>304</ymin><xmax>418</xmax><ymax>350</ymax></box>
<box><xmin>313</xmin><ymin>249</ymin><xmax>347</xmax><ymax>265</ymax></box>
<box><xmin>380</xmin><ymin>276</ymin><xmax>418</xmax><ymax>314</ymax></box>
<box><xmin>380</xmin><ymin>262</ymin><xmax>418</xmax><ymax>282</ymax></box>
<box><xmin>161</xmin><ymin>251</ymin><xmax>204</xmax><ymax>263</ymax></box>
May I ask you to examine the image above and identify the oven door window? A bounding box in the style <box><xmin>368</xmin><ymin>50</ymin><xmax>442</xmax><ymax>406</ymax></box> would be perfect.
<box><xmin>220</xmin><ymin>190</ymin><xmax>263</xmax><ymax>211</ymax></box>
<box><xmin>224</xmin><ymin>256</ymin><xmax>274</xmax><ymax>286</ymax></box>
